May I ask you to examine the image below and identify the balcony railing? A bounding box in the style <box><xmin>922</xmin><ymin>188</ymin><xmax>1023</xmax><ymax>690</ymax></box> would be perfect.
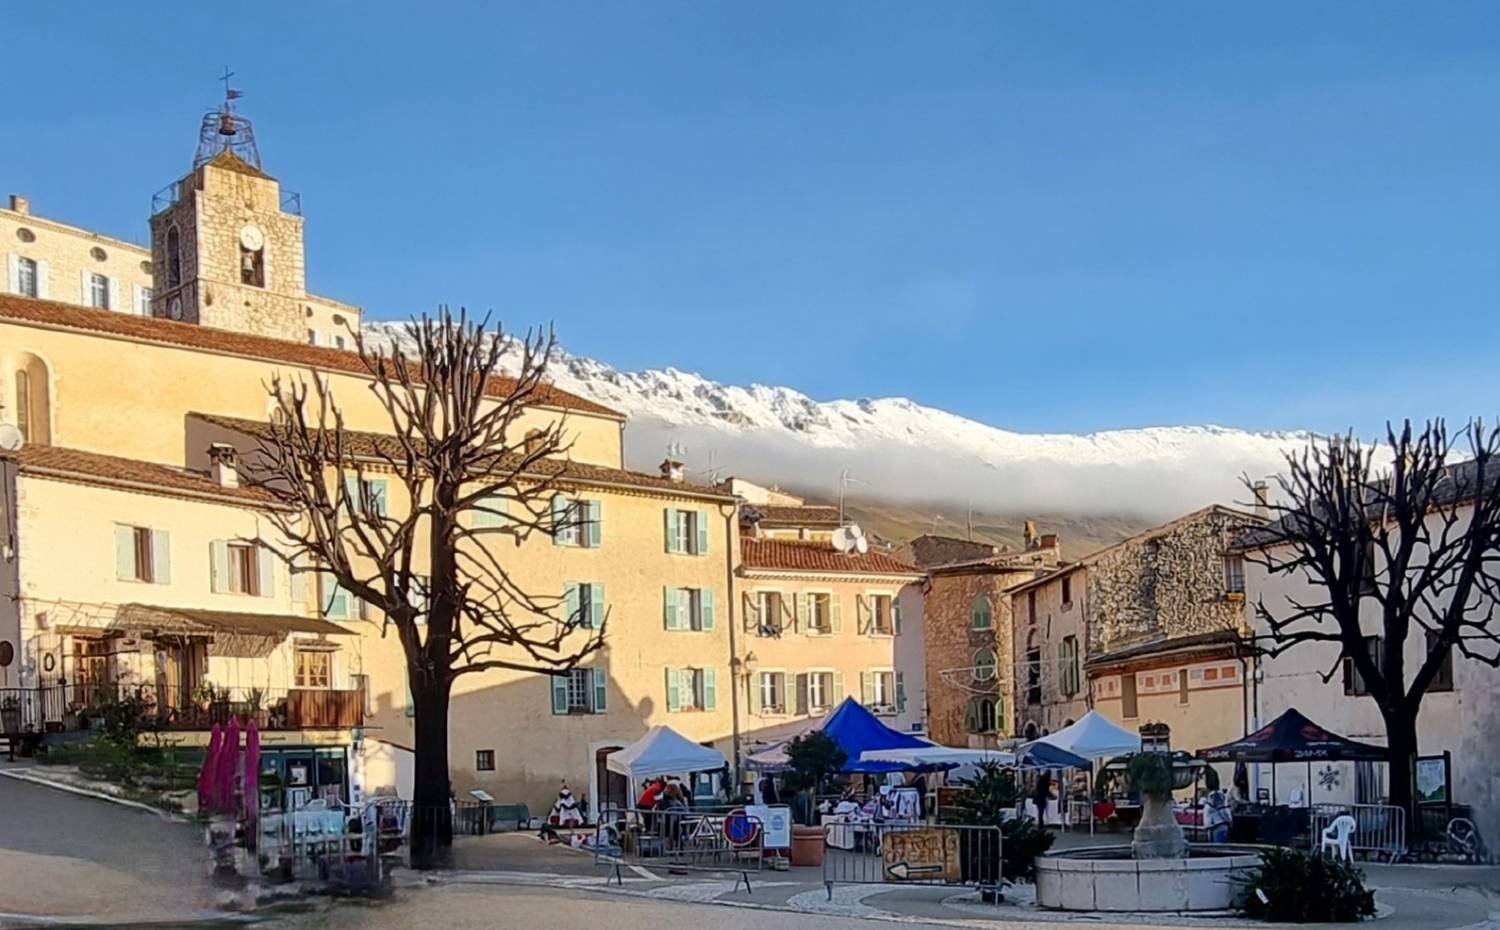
<box><xmin>0</xmin><ymin>681</ymin><xmax>363</xmax><ymax>735</ymax></box>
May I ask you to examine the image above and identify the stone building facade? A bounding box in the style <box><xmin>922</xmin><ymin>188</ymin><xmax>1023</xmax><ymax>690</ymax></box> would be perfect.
<box><xmin>2</xmin><ymin>195</ymin><xmax>154</xmax><ymax>314</ymax></box>
<box><xmin>923</xmin><ymin>533</ymin><xmax>1061</xmax><ymax>747</ymax></box>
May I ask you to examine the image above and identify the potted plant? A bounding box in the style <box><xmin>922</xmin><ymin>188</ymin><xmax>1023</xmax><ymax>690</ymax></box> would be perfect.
<box><xmin>943</xmin><ymin>760</ymin><xmax>1029</xmax><ymax>900</ymax></box>
<box><xmin>782</xmin><ymin>731</ymin><xmax>847</xmax><ymax>867</ymax></box>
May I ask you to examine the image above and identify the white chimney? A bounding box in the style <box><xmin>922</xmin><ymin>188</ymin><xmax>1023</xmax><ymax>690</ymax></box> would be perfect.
<box><xmin>659</xmin><ymin>459</ymin><xmax>684</xmax><ymax>482</ymax></box>
<box><xmin>8</xmin><ymin>194</ymin><xmax>29</xmax><ymax>215</ymax></box>
<box><xmin>1252</xmin><ymin>481</ymin><xmax>1270</xmax><ymax>519</ymax></box>
<box><xmin>208</xmin><ymin>443</ymin><xmax>239</xmax><ymax>488</ymax></box>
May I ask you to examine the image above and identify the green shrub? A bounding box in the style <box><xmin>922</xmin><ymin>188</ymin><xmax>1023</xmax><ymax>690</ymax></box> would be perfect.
<box><xmin>1000</xmin><ymin>816</ymin><xmax>1055</xmax><ymax>882</ymax></box>
<box><xmin>1243</xmin><ymin>848</ymin><xmax>1376</xmax><ymax>923</ymax></box>
<box><xmin>1125</xmin><ymin>752</ymin><xmax>1176</xmax><ymax>801</ymax></box>
<box><xmin>943</xmin><ymin>761</ymin><xmax>1021</xmax><ymax>827</ymax></box>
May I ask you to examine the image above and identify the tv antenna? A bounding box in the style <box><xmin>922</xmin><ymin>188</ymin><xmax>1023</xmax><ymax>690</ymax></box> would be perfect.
<box><xmin>837</xmin><ymin>468</ymin><xmax>866</xmax><ymax>525</ymax></box>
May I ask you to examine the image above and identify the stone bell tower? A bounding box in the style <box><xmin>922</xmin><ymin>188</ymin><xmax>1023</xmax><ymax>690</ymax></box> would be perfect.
<box><xmin>147</xmin><ymin>85</ymin><xmax>310</xmax><ymax>341</ymax></box>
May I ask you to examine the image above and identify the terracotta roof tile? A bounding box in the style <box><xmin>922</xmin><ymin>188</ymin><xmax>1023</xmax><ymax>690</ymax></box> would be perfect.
<box><xmin>739</xmin><ymin>538</ymin><xmax>919</xmax><ymax>576</ymax></box>
<box><xmin>10</xmin><ymin>444</ymin><xmax>279</xmax><ymax>506</ymax></box>
<box><xmin>747</xmin><ymin>504</ymin><xmax>842</xmax><ymax>527</ymax></box>
<box><xmin>0</xmin><ymin>294</ymin><xmax>621</xmax><ymax>419</ymax></box>
<box><xmin>188</xmin><ymin>413</ymin><xmax>736</xmax><ymax>501</ymax></box>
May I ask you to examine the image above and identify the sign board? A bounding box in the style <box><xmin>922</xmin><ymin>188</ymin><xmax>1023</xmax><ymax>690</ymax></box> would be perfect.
<box><xmin>882</xmin><ymin>828</ymin><xmax>960</xmax><ymax>883</ymax></box>
<box><xmin>691</xmin><ymin>816</ymin><xmax>719</xmax><ymax>841</ymax></box>
<box><xmin>746</xmin><ymin>804</ymin><xmax>792</xmax><ymax>849</ymax></box>
<box><xmin>469</xmin><ymin>789</ymin><xmax>495</xmax><ymax>803</ymax></box>
<box><xmin>722</xmin><ymin>808</ymin><xmax>761</xmax><ymax>847</ymax></box>
<box><xmin>1416</xmin><ymin>755</ymin><xmax>1449</xmax><ymax>804</ymax></box>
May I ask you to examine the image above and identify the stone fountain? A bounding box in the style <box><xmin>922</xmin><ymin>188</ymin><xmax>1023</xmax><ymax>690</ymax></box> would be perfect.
<box><xmin>1034</xmin><ymin>753</ymin><xmax>1259</xmax><ymax>912</ymax></box>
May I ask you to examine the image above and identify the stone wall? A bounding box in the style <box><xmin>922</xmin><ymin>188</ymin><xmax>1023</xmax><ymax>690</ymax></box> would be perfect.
<box><xmin>1087</xmin><ymin>507</ymin><xmax>1257</xmax><ymax>656</ymax></box>
<box><xmin>905</xmin><ymin>535</ymin><xmax>997</xmax><ymax>569</ymax></box>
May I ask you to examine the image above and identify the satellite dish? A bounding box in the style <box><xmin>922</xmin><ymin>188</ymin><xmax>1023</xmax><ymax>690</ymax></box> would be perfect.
<box><xmin>846</xmin><ymin>523</ymin><xmax>866</xmax><ymax>541</ymax></box>
<box><xmin>855</xmin><ymin>536</ymin><xmax>869</xmax><ymax>554</ymax></box>
<box><xmin>0</xmin><ymin>424</ymin><xmax>23</xmax><ymax>453</ymax></box>
<box><xmin>831</xmin><ymin>527</ymin><xmax>854</xmax><ymax>553</ymax></box>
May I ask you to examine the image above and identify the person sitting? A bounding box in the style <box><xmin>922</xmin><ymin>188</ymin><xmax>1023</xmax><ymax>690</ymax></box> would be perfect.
<box><xmin>659</xmin><ymin>782</ymin><xmax>689</xmax><ymax>814</ymax></box>
<box><xmin>1204</xmin><ymin>786</ymin><xmax>1233</xmax><ymax>843</ymax></box>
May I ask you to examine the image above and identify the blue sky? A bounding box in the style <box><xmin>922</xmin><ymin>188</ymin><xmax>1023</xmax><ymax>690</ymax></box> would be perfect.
<box><xmin>4</xmin><ymin>2</ymin><xmax>1497</xmax><ymax>437</ymax></box>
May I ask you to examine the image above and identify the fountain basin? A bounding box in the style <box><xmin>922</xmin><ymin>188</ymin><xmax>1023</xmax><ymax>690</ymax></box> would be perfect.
<box><xmin>1034</xmin><ymin>845</ymin><xmax>1260</xmax><ymax>912</ymax></box>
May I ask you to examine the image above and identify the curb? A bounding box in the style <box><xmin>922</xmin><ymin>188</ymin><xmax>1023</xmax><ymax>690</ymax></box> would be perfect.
<box><xmin>0</xmin><ymin>767</ymin><xmax>186</xmax><ymax>821</ymax></box>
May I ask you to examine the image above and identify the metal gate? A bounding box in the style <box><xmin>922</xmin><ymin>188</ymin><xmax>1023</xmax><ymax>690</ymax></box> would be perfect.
<box><xmin>822</xmin><ymin>821</ymin><xmax>1003</xmax><ymax>902</ymax></box>
<box><xmin>594</xmin><ymin>807</ymin><xmax>766</xmax><ymax>890</ymax></box>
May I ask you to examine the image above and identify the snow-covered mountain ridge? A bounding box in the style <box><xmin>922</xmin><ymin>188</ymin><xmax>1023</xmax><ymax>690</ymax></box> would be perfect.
<box><xmin>363</xmin><ymin>323</ymin><xmax>1312</xmax><ymax>522</ymax></box>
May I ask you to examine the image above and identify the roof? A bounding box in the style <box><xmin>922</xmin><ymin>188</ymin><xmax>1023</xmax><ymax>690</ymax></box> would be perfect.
<box><xmin>926</xmin><ymin>550</ymin><xmax>1060</xmax><ymax>576</ymax></box>
<box><xmin>8</xmin><ymin>444</ymin><xmax>280</xmax><ymax>507</ymax></box>
<box><xmin>1084</xmin><ymin>629</ymin><xmax>1244</xmax><ymax>670</ymax></box>
<box><xmin>1197</xmin><ymin>708</ymin><xmax>1387</xmax><ymax>763</ymax></box>
<box><xmin>0</xmin><ymin>293</ymin><xmax>621</xmax><ymax>419</ymax></box>
<box><xmin>190</xmin><ymin>413</ymin><xmax>737</xmax><ymax>502</ymax></box>
<box><xmin>739</xmin><ymin>538</ymin><xmax>920</xmax><ymax>577</ymax></box>
<box><xmin>746</xmin><ymin>504</ymin><xmax>842</xmax><ymax>527</ymax></box>
<box><xmin>205</xmin><ymin>148</ymin><xmax>275</xmax><ymax>181</ymax></box>
<box><xmin>114</xmin><ymin>603</ymin><xmax>352</xmax><ymax>638</ymax></box>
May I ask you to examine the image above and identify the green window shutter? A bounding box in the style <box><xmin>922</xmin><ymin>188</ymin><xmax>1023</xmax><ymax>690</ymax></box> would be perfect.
<box><xmin>369</xmin><ymin>479</ymin><xmax>388</xmax><ymax>516</ymax></box>
<box><xmin>666</xmin><ymin>668</ymin><xmax>682</xmax><ymax>712</ymax></box>
<box><xmin>590</xmin><ymin>584</ymin><xmax>605</xmax><ymax>629</ymax></box>
<box><xmin>325</xmin><ymin>577</ymin><xmax>351</xmax><ymax>619</ymax></box>
<box><xmin>592</xmin><ymin>669</ymin><xmax>607</xmax><ymax>713</ymax></box>
<box><xmin>664</xmin><ymin>509</ymin><xmax>678</xmax><ymax>553</ymax></box>
<box><xmin>565</xmin><ymin>583</ymin><xmax>580</xmax><ymax>628</ymax></box>
<box><xmin>795</xmin><ymin>673</ymin><xmax>809</xmax><ymax>715</ymax></box>
<box><xmin>856</xmin><ymin>595</ymin><xmax>870</xmax><ymax>634</ymax></box>
<box><xmin>895</xmin><ymin>671</ymin><xmax>907</xmax><ymax>712</ymax></box>
<box><xmin>257</xmin><ymin>545</ymin><xmax>276</xmax><ymax>598</ymax></box>
<box><xmin>551</xmin><ymin>674</ymin><xmax>568</xmax><ymax>714</ymax></box>
<box><xmin>794</xmin><ymin>593</ymin><xmax>807</xmax><ymax>632</ymax></box>
<box><xmin>290</xmin><ymin>555</ymin><xmax>309</xmax><ymax>606</ymax></box>
<box><xmin>552</xmin><ymin>495</ymin><xmax>569</xmax><ymax>545</ymax></box>
<box><xmin>700</xmin><ymin>589</ymin><xmax>715</xmax><ymax>630</ymax></box>
<box><xmin>151</xmin><ymin>530</ymin><xmax>171</xmax><ymax>585</ymax></box>
<box><xmin>860</xmin><ymin>671</ymin><xmax>874</xmax><ymax>706</ymax></box>
<box><xmin>703</xmin><ymin>668</ymin><xmax>718</xmax><ymax>711</ymax></box>
<box><xmin>586</xmin><ymin>501</ymin><xmax>602</xmax><ymax>548</ymax></box>
<box><xmin>473</xmin><ymin>490</ymin><xmax>505</xmax><ymax>527</ymax></box>
<box><xmin>405</xmin><ymin>682</ymin><xmax>416</xmax><ymax>718</ymax></box>
<box><xmin>210</xmin><ymin>540</ymin><xmax>229</xmax><ymax>593</ymax></box>
<box><xmin>831</xmin><ymin>595</ymin><xmax>843</xmax><ymax>633</ymax></box>
<box><xmin>748</xmin><ymin>673</ymin><xmax>763</xmax><ymax>715</ymax></box>
<box><xmin>893</xmin><ymin>597</ymin><xmax>903</xmax><ymax>634</ymax></box>
<box><xmin>696</xmin><ymin>510</ymin><xmax>710</xmax><ymax>556</ymax></box>
<box><xmin>664</xmin><ymin>587</ymin><xmax>680</xmax><ymax>630</ymax></box>
<box><xmin>115</xmin><ymin>526</ymin><xmax>136</xmax><ymax>580</ymax></box>
<box><xmin>832</xmin><ymin>670</ymin><xmax>845</xmax><ymax>704</ymax></box>
<box><xmin>344</xmin><ymin>475</ymin><xmax>363</xmax><ymax>514</ymax></box>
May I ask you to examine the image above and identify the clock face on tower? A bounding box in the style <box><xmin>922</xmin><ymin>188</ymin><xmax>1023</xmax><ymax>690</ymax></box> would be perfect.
<box><xmin>238</xmin><ymin>224</ymin><xmax>265</xmax><ymax>252</ymax></box>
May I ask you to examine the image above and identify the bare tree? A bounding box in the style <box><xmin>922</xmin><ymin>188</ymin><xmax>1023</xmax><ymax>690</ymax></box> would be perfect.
<box><xmin>1246</xmin><ymin>419</ymin><xmax>1500</xmax><ymax>819</ymax></box>
<box><xmin>249</xmin><ymin>308</ymin><xmax>605</xmax><ymax>867</ymax></box>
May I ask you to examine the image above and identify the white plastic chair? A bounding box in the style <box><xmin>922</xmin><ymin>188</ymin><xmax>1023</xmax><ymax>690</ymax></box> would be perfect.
<box><xmin>1321</xmin><ymin>814</ymin><xmax>1356</xmax><ymax>861</ymax></box>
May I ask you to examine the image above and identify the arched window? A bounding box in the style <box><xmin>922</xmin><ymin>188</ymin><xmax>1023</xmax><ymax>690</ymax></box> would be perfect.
<box><xmin>14</xmin><ymin>370</ymin><xmax>30</xmax><ymax>442</ymax></box>
<box><xmin>1023</xmin><ymin>721</ymin><xmax>1039</xmax><ymax>741</ymax></box>
<box><xmin>966</xmin><ymin>695</ymin><xmax>998</xmax><ymax>734</ymax></box>
<box><xmin>972</xmin><ymin>646</ymin><xmax>997</xmax><ymax>682</ymax></box>
<box><xmin>10</xmin><ymin>354</ymin><xmax>51</xmax><ymax>446</ymax></box>
<box><xmin>166</xmin><ymin>226</ymin><xmax>181</xmax><ymax>288</ymax></box>
<box><xmin>970</xmin><ymin>594</ymin><xmax>992</xmax><ymax>630</ymax></box>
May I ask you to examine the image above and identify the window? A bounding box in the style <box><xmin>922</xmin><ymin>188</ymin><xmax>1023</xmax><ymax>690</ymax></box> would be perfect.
<box><xmin>665</xmin><ymin>508</ymin><xmax>708</xmax><ymax>555</ymax></box>
<box><xmin>1343</xmin><ymin>635</ymin><xmax>1383</xmax><ymax>696</ymax></box>
<box><xmin>1224</xmin><ymin>555</ymin><xmax>1245</xmax><ymax>595</ymax></box>
<box><xmin>1061</xmin><ymin>575</ymin><xmax>1073</xmax><ymax>606</ymax></box>
<box><xmin>321</xmin><ymin>574</ymin><xmax>359</xmax><ymax>620</ymax></box>
<box><xmin>552</xmin><ymin>667</ymin><xmax>607</xmax><ymax>714</ymax></box>
<box><xmin>666</xmin><ymin>667</ymin><xmax>716</xmax><ymax>712</ymax></box>
<box><xmin>1026</xmin><ymin>647</ymin><xmax>1042</xmax><ymax>705</ymax></box>
<box><xmin>1121</xmin><ymin>673</ymin><xmax>1139</xmax><ymax>718</ymax></box>
<box><xmin>807</xmin><ymin>670</ymin><xmax>835</xmax><ymax>712</ymax></box>
<box><xmin>88</xmin><ymin>272</ymin><xmax>110</xmax><ymax>309</ymax></box>
<box><xmin>345</xmin><ymin>476</ymin><xmax>388</xmax><ymax>517</ymax></box>
<box><xmin>307</xmin><ymin>329</ymin><xmax>318</xmax><ymax>346</ymax></box>
<box><xmin>970</xmin><ymin>594</ymin><xmax>993</xmax><ymax>630</ymax></box>
<box><xmin>16</xmin><ymin>256</ymin><xmax>37</xmax><ymax>297</ymax></box>
<box><xmin>807</xmin><ymin>593</ymin><xmax>833</xmax><ymax>634</ymax></box>
<box><xmin>564</xmin><ymin>582</ymin><xmax>606</xmax><ymax>629</ymax></box>
<box><xmin>1427</xmin><ymin>631</ymin><xmax>1454</xmax><ymax>692</ymax></box>
<box><xmin>966</xmin><ymin>695</ymin><xmax>999</xmax><ymax>734</ymax></box>
<box><xmin>758</xmin><ymin>671</ymin><xmax>787</xmax><ymax>714</ymax></box>
<box><xmin>166</xmin><ymin>226</ymin><xmax>182</xmax><ymax>287</ymax></box>
<box><xmin>475</xmin><ymin>749</ymin><xmax>495</xmax><ymax>772</ymax></box>
<box><xmin>552</xmin><ymin>496</ymin><xmax>601</xmax><ymax>547</ymax></box>
<box><xmin>972</xmin><ymin>646</ymin><xmax>997</xmax><ymax>682</ymax></box>
<box><xmin>228</xmin><ymin>543</ymin><xmax>261</xmax><ymax>596</ymax></box>
<box><xmin>863</xmin><ymin>593</ymin><xmax>897</xmax><ymax>635</ymax></box>
<box><xmin>863</xmin><ymin>669</ymin><xmax>899</xmax><ymax>713</ymax></box>
<box><xmin>114</xmin><ymin>525</ymin><xmax>169</xmax><ymax>584</ymax></box>
<box><xmin>757</xmin><ymin>591</ymin><xmax>786</xmax><ymax>635</ymax></box>
<box><xmin>1058</xmin><ymin>636</ymin><xmax>1081</xmax><ymax>697</ymax></box>
<box><xmin>1028</xmin><ymin>590</ymin><xmax>1038</xmax><ymax>625</ymax></box>
<box><xmin>1360</xmin><ymin>541</ymin><xmax>1379</xmax><ymax>595</ymax></box>
<box><xmin>1178</xmin><ymin>666</ymin><xmax>1190</xmax><ymax>704</ymax></box>
<box><xmin>294</xmin><ymin>650</ymin><xmax>332</xmax><ymax>689</ymax></box>
<box><xmin>664</xmin><ymin>587</ymin><xmax>715</xmax><ymax>631</ymax></box>
<box><xmin>13</xmin><ymin>371</ymin><xmax>29</xmax><ymax>442</ymax></box>
<box><xmin>135</xmin><ymin>286</ymin><xmax>152</xmax><ymax>315</ymax></box>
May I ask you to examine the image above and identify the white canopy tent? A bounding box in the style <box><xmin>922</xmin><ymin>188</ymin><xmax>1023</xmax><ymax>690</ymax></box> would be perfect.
<box><xmin>1021</xmin><ymin>710</ymin><xmax>1141</xmax><ymax>762</ymax></box>
<box><xmin>605</xmin><ymin>725</ymin><xmax>727</xmax><ymax>780</ymax></box>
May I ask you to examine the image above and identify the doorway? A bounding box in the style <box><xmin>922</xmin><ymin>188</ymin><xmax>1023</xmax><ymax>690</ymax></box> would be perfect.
<box><xmin>594</xmin><ymin>746</ymin><xmax>628</xmax><ymax>816</ymax></box>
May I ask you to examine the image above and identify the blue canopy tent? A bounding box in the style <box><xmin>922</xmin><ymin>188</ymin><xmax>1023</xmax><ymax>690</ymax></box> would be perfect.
<box><xmin>744</xmin><ymin>697</ymin><xmax>953</xmax><ymax>773</ymax></box>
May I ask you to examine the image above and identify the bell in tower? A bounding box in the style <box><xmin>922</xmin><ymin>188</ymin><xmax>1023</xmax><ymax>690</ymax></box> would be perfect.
<box><xmin>194</xmin><ymin>69</ymin><xmax>262</xmax><ymax>171</ymax></box>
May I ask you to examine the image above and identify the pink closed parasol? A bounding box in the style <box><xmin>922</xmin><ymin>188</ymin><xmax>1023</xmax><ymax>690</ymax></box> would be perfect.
<box><xmin>244</xmin><ymin>719</ymin><xmax>261</xmax><ymax>825</ymax></box>
<box><xmin>216</xmin><ymin>717</ymin><xmax>241</xmax><ymax>815</ymax></box>
<box><xmin>198</xmin><ymin>724</ymin><xmax>223</xmax><ymax>812</ymax></box>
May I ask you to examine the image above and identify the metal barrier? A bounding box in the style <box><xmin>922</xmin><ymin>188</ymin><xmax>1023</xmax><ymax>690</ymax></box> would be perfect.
<box><xmin>593</xmin><ymin>806</ymin><xmax>765</xmax><ymax>890</ymax></box>
<box><xmin>1310</xmin><ymin>802</ymin><xmax>1407</xmax><ymax>863</ymax></box>
<box><xmin>822</xmin><ymin>821</ymin><xmax>1003</xmax><ymax>902</ymax></box>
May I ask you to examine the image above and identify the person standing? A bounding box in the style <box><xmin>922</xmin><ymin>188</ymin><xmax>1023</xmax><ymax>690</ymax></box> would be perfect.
<box><xmin>1033</xmin><ymin>770</ymin><xmax>1054</xmax><ymax>824</ymax></box>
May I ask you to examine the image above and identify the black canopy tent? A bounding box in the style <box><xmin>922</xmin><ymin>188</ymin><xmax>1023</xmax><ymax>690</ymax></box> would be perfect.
<box><xmin>1198</xmin><ymin>708</ymin><xmax>1387</xmax><ymax>806</ymax></box>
